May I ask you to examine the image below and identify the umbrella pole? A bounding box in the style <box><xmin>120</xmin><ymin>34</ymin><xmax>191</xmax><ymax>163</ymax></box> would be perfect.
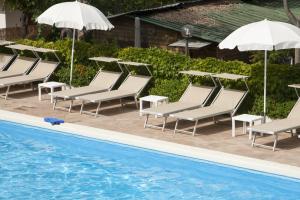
<box><xmin>70</xmin><ymin>28</ymin><xmax>76</xmax><ymax>87</ymax></box>
<box><xmin>263</xmin><ymin>50</ymin><xmax>267</xmax><ymax>122</ymax></box>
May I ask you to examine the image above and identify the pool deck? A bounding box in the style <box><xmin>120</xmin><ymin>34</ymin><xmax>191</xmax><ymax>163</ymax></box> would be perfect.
<box><xmin>1</xmin><ymin>88</ymin><xmax>300</xmax><ymax>173</ymax></box>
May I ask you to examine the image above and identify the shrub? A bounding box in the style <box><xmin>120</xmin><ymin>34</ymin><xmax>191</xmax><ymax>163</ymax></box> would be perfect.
<box><xmin>250</xmin><ymin>49</ymin><xmax>293</xmax><ymax>65</ymax></box>
<box><xmin>118</xmin><ymin>47</ymin><xmax>300</xmax><ymax>118</ymax></box>
<box><xmin>251</xmin><ymin>96</ymin><xmax>296</xmax><ymax>119</ymax></box>
<box><xmin>18</xmin><ymin>39</ymin><xmax>119</xmax><ymax>86</ymax></box>
<box><xmin>149</xmin><ymin>79</ymin><xmax>189</xmax><ymax>102</ymax></box>
<box><xmin>118</xmin><ymin>47</ymin><xmax>190</xmax><ymax>79</ymax></box>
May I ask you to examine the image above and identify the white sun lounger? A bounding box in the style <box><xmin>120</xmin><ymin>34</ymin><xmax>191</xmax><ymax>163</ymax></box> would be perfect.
<box><xmin>249</xmin><ymin>84</ymin><xmax>300</xmax><ymax>151</ymax></box>
<box><xmin>142</xmin><ymin>70</ymin><xmax>217</xmax><ymax>131</ymax></box>
<box><xmin>52</xmin><ymin>57</ymin><xmax>123</xmax><ymax>112</ymax></box>
<box><xmin>77</xmin><ymin>61</ymin><xmax>152</xmax><ymax>117</ymax></box>
<box><xmin>0</xmin><ymin>56</ymin><xmax>37</xmax><ymax>79</ymax></box>
<box><xmin>0</xmin><ymin>60</ymin><xmax>59</xmax><ymax>99</ymax></box>
<box><xmin>170</xmin><ymin>73</ymin><xmax>249</xmax><ymax>136</ymax></box>
<box><xmin>0</xmin><ymin>47</ymin><xmax>60</xmax><ymax>99</ymax></box>
<box><xmin>0</xmin><ymin>44</ymin><xmax>41</xmax><ymax>79</ymax></box>
<box><xmin>0</xmin><ymin>40</ymin><xmax>16</xmax><ymax>71</ymax></box>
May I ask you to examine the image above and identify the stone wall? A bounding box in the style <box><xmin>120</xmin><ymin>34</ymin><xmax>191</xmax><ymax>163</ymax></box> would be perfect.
<box><xmin>92</xmin><ymin>16</ymin><xmax>215</xmax><ymax>58</ymax></box>
<box><xmin>92</xmin><ymin>17</ymin><xmax>135</xmax><ymax>47</ymax></box>
<box><xmin>91</xmin><ymin>16</ymin><xmax>247</xmax><ymax>60</ymax></box>
<box><xmin>0</xmin><ymin>27</ymin><xmax>22</xmax><ymax>40</ymax></box>
<box><xmin>0</xmin><ymin>25</ymin><xmax>37</xmax><ymax>40</ymax></box>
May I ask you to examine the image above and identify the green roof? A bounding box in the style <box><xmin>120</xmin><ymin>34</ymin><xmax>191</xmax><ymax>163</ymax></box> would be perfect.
<box><xmin>138</xmin><ymin>0</ymin><xmax>300</xmax><ymax>43</ymax></box>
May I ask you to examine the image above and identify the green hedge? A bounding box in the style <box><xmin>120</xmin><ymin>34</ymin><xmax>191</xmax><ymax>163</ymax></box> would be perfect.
<box><xmin>17</xmin><ymin>40</ymin><xmax>300</xmax><ymax>118</ymax></box>
<box><xmin>118</xmin><ymin>47</ymin><xmax>300</xmax><ymax>118</ymax></box>
<box><xmin>19</xmin><ymin>39</ymin><xmax>119</xmax><ymax>86</ymax></box>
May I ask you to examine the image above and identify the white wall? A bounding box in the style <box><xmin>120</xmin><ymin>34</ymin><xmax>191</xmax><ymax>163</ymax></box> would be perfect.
<box><xmin>0</xmin><ymin>13</ymin><xmax>6</xmax><ymax>29</ymax></box>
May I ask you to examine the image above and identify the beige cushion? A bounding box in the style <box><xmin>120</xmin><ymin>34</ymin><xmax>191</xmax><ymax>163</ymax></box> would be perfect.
<box><xmin>29</xmin><ymin>60</ymin><xmax>58</xmax><ymax>79</ymax></box>
<box><xmin>0</xmin><ymin>56</ymin><xmax>36</xmax><ymax>78</ymax></box>
<box><xmin>89</xmin><ymin>70</ymin><xmax>122</xmax><ymax>89</ymax></box>
<box><xmin>118</xmin><ymin>75</ymin><xmax>151</xmax><ymax>93</ymax></box>
<box><xmin>0</xmin><ymin>53</ymin><xmax>14</xmax><ymax>71</ymax></box>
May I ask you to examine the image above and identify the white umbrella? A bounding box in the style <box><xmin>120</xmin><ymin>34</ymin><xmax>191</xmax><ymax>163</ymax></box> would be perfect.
<box><xmin>219</xmin><ymin>19</ymin><xmax>300</xmax><ymax>119</ymax></box>
<box><xmin>37</xmin><ymin>0</ymin><xmax>114</xmax><ymax>86</ymax></box>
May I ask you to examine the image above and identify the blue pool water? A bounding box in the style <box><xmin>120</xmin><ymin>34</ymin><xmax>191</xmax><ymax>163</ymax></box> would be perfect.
<box><xmin>0</xmin><ymin>120</ymin><xmax>300</xmax><ymax>199</ymax></box>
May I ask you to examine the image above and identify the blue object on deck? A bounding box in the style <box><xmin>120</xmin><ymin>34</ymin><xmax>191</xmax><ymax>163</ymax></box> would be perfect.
<box><xmin>44</xmin><ymin>117</ymin><xmax>64</xmax><ymax>125</ymax></box>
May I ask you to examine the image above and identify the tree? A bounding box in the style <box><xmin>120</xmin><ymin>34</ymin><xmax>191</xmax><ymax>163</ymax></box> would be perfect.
<box><xmin>283</xmin><ymin>0</ymin><xmax>300</xmax><ymax>64</ymax></box>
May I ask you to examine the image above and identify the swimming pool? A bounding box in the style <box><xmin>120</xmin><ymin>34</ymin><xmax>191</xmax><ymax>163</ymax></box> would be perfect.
<box><xmin>0</xmin><ymin>120</ymin><xmax>300</xmax><ymax>199</ymax></box>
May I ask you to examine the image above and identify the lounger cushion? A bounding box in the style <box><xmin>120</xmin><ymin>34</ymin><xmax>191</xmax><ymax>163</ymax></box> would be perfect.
<box><xmin>179</xmin><ymin>85</ymin><xmax>214</xmax><ymax>104</ymax></box>
<box><xmin>0</xmin><ymin>53</ymin><xmax>14</xmax><ymax>71</ymax></box>
<box><xmin>0</xmin><ymin>75</ymin><xmax>43</xmax><ymax>86</ymax></box>
<box><xmin>171</xmin><ymin>106</ymin><xmax>233</xmax><ymax>121</ymax></box>
<box><xmin>89</xmin><ymin>71</ymin><xmax>122</xmax><ymax>89</ymax></box>
<box><xmin>0</xmin><ymin>71</ymin><xmax>24</xmax><ymax>79</ymax></box>
<box><xmin>0</xmin><ymin>61</ymin><xmax>59</xmax><ymax>87</ymax></box>
<box><xmin>141</xmin><ymin>102</ymin><xmax>201</xmax><ymax>116</ymax></box>
<box><xmin>0</xmin><ymin>57</ymin><xmax>36</xmax><ymax>78</ymax></box>
<box><xmin>29</xmin><ymin>60</ymin><xmax>58</xmax><ymax>78</ymax></box>
<box><xmin>77</xmin><ymin>90</ymin><xmax>136</xmax><ymax>103</ymax></box>
<box><xmin>141</xmin><ymin>84</ymin><xmax>214</xmax><ymax>117</ymax></box>
<box><xmin>52</xmin><ymin>86</ymin><xmax>108</xmax><ymax>98</ymax></box>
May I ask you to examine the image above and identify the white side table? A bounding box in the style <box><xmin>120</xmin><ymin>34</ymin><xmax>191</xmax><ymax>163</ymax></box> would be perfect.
<box><xmin>139</xmin><ymin>95</ymin><xmax>169</xmax><ymax>116</ymax></box>
<box><xmin>38</xmin><ymin>82</ymin><xmax>67</xmax><ymax>103</ymax></box>
<box><xmin>232</xmin><ymin>114</ymin><xmax>263</xmax><ymax>139</ymax></box>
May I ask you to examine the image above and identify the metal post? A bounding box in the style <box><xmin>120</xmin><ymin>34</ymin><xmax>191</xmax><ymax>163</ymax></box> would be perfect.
<box><xmin>263</xmin><ymin>50</ymin><xmax>267</xmax><ymax>121</ymax></box>
<box><xmin>70</xmin><ymin>28</ymin><xmax>76</xmax><ymax>86</ymax></box>
<box><xmin>135</xmin><ymin>17</ymin><xmax>141</xmax><ymax>47</ymax></box>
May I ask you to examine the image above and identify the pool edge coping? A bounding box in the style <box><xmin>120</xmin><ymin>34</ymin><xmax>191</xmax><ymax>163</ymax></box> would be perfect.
<box><xmin>1</xmin><ymin>109</ymin><xmax>300</xmax><ymax>179</ymax></box>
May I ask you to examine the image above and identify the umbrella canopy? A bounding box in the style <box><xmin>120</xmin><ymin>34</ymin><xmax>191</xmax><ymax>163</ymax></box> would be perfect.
<box><xmin>219</xmin><ymin>19</ymin><xmax>300</xmax><ymax>51</ymax></box>
<box><xmin>37</xmin><ymin>1</ymin><xmax>114</xmax><ymax>31</ymax></box>
<box><xmin>219</xmin><ymin>19</ymin><xmax>300</xmax><ymax>119</ymax></box>
<box><xmin>37</xmin><ymin>1</ymin><xmax>114</xmax><ymax>85</ymax></box>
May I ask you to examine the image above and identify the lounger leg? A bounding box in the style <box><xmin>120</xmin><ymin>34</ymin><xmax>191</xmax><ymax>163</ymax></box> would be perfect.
<box><xmin>192</xmin><ymin>120</ymin><xmax>198</xmax><ymax>136</ymax></box>
<box><xmin>120</xmin><ymin>99</ymin><xmax>123</xmax><ymax>110</ymax></box>
<box><xmin>252</xmin><ymin>133</ymin><xmax>257</xmax><ymax>147</ymax></box>
<box><xmin>213</xmin><ymin>116</ymin><xmax>217</xmax><ymax>124</ymax></box>
<box><xmin>292</xmin><ymin>129</ymin><xmax>297</xmax><ymax>137</ymax></box>
<box><xmin>162</xmin><ymin>117</ymin><xmax>167</xmax><ymax>132</ymax></box>
<box><xmin>144</xmin><ymin>114</ymin><xmax>149</xmax><ymax>128</ymax></box>
<box><xmin>53</xmin><ymin>98</ymin><xmax>57</xmax><ymax>110</ymax></box>
<box><xmin>242</xmin><ymin>122</ymin><xmax>246</xmax><ymax>134</ymax></box>
<box><xmin>95</xmin><ymin>102</ymin><xmax>101</xmax><ymax>118</ymax></box>
<box><xmin>232</xmin><ymin>118</ymin><xmax>236</xmax><ymax>137</ymax></box>
<box><xmin>80</xmin><ymin>101</ymin><xmax>85</xmax><ymax>114</ymax></box>
<box><xmin>68</xmin><ymin>100</ymin><xmax>73</xmax><ymax>113</ymax></box>
<box><xmin>273</xmin><ymin>134</ymin><xmax>278</xmax><ymax>151</ymax></box>
<box><xmin>174</xmin><ymin>119</ymin><xmax>179</xmax><ymax>135</ymax></box>
<box><xmin>134</xmin><ymin>97</ymin><xmax>139</xmax><ymax>109</ymax></box>
<box><xmin>5</xmin><ymin>86</ymin><xmax>10</xmax><ymax>100</ymax></box>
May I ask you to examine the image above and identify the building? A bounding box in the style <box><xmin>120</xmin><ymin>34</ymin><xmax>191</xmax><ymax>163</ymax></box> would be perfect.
<box><xmin>0</xmin><ymin>1</ymin><xmax>25</xmax><ymax>40</ymax></box>
<box><xmin>92</xmin><ymin>0</ymin><xmax>300</xmax><ymax>60</ymax></box>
